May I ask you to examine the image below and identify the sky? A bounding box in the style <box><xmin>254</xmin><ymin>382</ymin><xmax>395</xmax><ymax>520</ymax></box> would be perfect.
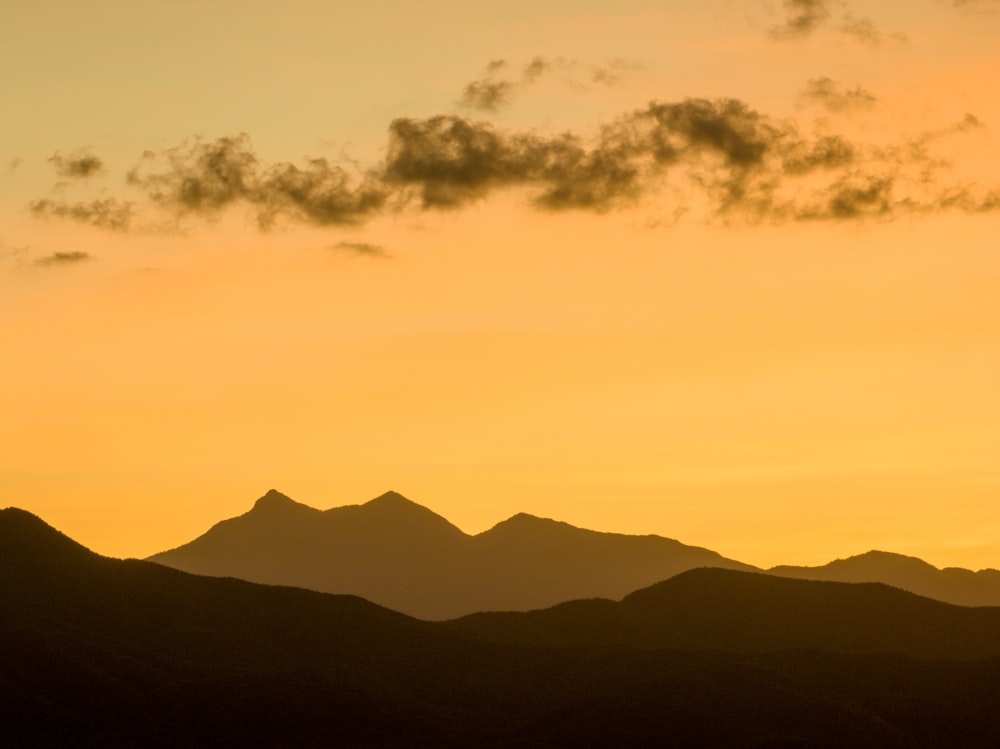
<box><xmin>2</xmin><ymin>0</ymin><xmax>999</xmax><ymax>570</ymax></box>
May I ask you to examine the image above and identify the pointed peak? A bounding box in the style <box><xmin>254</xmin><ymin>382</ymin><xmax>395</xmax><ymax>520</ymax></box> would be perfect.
<box><xmin>361</xmin><ymin>491</ymin><xmax>435</xmax><ymax>515</ymax></box>
<box><xmin>367</xmin><ymin>490</ymin><xmax>412</xmax><ymax>505</ymax></box>
<box><xmin>251</xmin><ymin>489</ymin><xmax>313</xmax><ymax>513</ymax></box>
<box><xmin>350</xmin><ymin>491</ymin><xmax>466</xmax><ymax>537</ymax></box>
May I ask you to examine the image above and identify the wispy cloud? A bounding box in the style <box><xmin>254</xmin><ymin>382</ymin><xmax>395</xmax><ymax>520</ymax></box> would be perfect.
<box><xmin>34</xmin><ymin>251</ymin><xmax>93</xmax><ymax>267</ymax></box>
<box><xmin>769</xmin><ymin>0</ymin><xmax>832</xmax><ymax>40</ymax></box>
<box><xmin>798</xmin><ymin>77</ymin><xmax>877</xmax><ymax>112</ymax></box>
<box><xmin>942</xmin><ymin>0</ymin><xmax>1000</xmax><ymax>9</ymax></box>
<box><xmin>29</xmin><ymin>197</ymin><xmax>134</xmax><ymax>231</ymax></box>
<box><xmin>329</xmin><ymin>240</ymin><xmax>390</xmax><ymax>258</ymax></box>
<box><xmin>768</xmin><ymin>0</ymin><xmax>904</xmax><ymax>46</ymax></box>
<box><xmin>49</xmin><ymin>150</ymin><xmax>104</xmax><ymax>178</ymax></box>
<box><xmin>124</xmin><ymin>134</ymin><xmax>386</xmax><ymax>228</ymax></box>
<box><xmin>458</xmin><ymin>56</ymin><xmax>632</xmax><ymax>112</ymax></box>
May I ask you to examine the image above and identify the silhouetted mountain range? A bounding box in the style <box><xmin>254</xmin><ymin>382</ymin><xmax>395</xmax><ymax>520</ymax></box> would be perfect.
<box><xmin>149</xmin><ymin>489</ymin><xmax>754</xmax><ymax>619</ymax></box>
<box><xmin>5</xmin><ymin>506</ymin><xmax>1000</xmax><ymax>747</ymax></box>
<box><xmin>149</xmin><ymin>489</ymin><xmax>1000</xmax><ymax>617</ymax></box>
<box><xmin>769</xmin><ymin>550</ymin><xmax>1000</xmax><ymax>607</ymax></box>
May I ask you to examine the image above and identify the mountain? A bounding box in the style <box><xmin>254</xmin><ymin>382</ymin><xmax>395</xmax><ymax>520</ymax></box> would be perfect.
<box><xmin>769</xmin><ymin>550</ymin><xmax>1000</xmax><ymax>606</ymax></box>
<box><xmin>447</xmin><ymin>567</ymin><xmax>1000</xmax><ymax>659</ymax></box>
<box><xmin>149</xmin><ymin>489</ymin><xmax>754</xmax><ymax>619</ymax></box>
<box><xmin>7</xmin><ymin>507</ymin><xmax>1000</xmax><ymax>747</ymax></box>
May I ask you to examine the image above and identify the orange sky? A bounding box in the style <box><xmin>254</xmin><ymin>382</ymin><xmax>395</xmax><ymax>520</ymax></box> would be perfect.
<box><xmin>2</xmin><ymin>0</ymin><xmax>999</xmax><ymax>570</ymax></box>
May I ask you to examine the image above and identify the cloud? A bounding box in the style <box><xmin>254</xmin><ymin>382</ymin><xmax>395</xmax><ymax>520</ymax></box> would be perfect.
<box><xmin>798</xmin><ymin>77</ymin><xmax>877</xmax><ymax>112</ymax></box>
<box><xmin>458</xmin><ymin>56</ymin><xmax>629</xmax><ymax>112</ymax></box>
<box><xmin>34</xmin><ymin>251</ymin><xmax>93</xmax><ymax>267</ymax></box>
<box><xmin>591</xmin><ymin>60</ymin><xmax>636</xmax><ymax>87</ymax></box>
<box><xmin>769</xmin><ymin>0</ymin><xmax>832</xmax><ymax>39</ymax></box>
<box><xmin>458</xmin><ymin>78</ymin><xmax>517</xmax><ymax>112</ymax></box>
<box><xmin>27</xmin><ymin>97</ymin><xmax>1000</xmax><ymax>233</ymax></box>
<box><xmin>837</xmin><ymin>13</ymin><xmax>906</xmax><ymax>46</ymax></box>
<box><xmin>125</xmin><ymin>134</ymin><xmax>386</xmax><ymax>228</ymax></box>
<box><xmin>384</xmin><ymin>98</ymin><xmax>806</xmax><ymax>216</ymax></box>
<box><xmin>49</xmin><ymin>150</ymin><xmax>104</xmax><ymax>178</ymax></box>
<box><xmin>8</xmin><ymin>157</ymin><xmax>22</xmax><ymax>171</ymax></box>
<box><xmin>330</xmin><ymin>240</ymin><xmax>390</xmax><ymax>257</ymax></box>
<box><xmin>29</xmin><ymin>197</ymin><xmax>134</xmax><ymax>231</ymax></box>
<box><xmin>943</xmin><ymin>0</ymin><xmax>1000</xmax><ymax>9</ymax></box>
<box><xmin>767</xmin><ymin>0</ymin><xmax>901</xmax><ymax>46</ymax></box>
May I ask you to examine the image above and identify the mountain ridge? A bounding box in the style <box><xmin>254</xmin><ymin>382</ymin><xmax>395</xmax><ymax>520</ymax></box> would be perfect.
<box><xmin>148</xmin><ymin>488</ymin><xmax>1000</xmax><ymax>616</ymax></box>
<box><xmin>149</xmin><ymin>489</ymin><xmax>754</xmax><ymax>618</ymax></box>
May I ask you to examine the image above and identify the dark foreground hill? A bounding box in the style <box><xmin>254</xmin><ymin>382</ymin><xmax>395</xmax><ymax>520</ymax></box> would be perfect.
<box><xmin>149</xmin><ymin>489</ymin><xmax>755</xmax><ymax>619</ymax></box>
<box><xmin>6</xmin><ymin>506</ymin><xmax>1000</xmax><ymax>747</ymax></box>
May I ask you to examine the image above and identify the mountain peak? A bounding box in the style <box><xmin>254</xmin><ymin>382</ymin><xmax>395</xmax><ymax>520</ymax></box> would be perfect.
<box><xmin>488</xmin><ymin>512</ymin><xmax>572</xmax><ymax>531</ymax></box>
<box><xmin>830</xmin><ymin>550</ymin><xmax>938</xmax><ymax>572</ymax></box>
<box><xmin>351</xmin><ymin>491</ymin><xmax>466</xmax><ymax>538</ymax></box>
<box><xmin>250</xmin><ymin>489</ymin><xmax>313</xmax><ymax>514</ymax></box>
<box><xmin>362</xmin><ymin>490</ymin><xmax>443</xmax><ymax>517</ymax></box>
<box><xmin>367</xmin><ymin>490</ymin><xmax>412</xmax><ymax>506</ymax></box>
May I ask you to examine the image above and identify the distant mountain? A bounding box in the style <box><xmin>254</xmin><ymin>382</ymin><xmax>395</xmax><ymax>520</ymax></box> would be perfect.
<box><xmin>149</xmin><ymin>489</ymin><xmax>755</xmax><ymax>619</ymax></box>
<box><xmin>447</xmin><ymin>567</ymin><xmax>1000</xmax><ymax>659</ymax></box>
<box><xmin>768</xmin><ymin>550</ymin><xmax>1000</xmax><ymax>607</ymax></box>
<box><xmin>7</xmin><ymin>507</ymin><xmax>1000</xmax><ymax>747</ymax></box>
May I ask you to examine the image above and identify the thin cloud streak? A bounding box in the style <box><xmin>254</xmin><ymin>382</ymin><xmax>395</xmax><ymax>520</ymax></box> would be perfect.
<box><xmin>330</xmin><ymin>241</ymin><xmax>391</xmax><ymax>258</ymax></box>
<box><xmin>34</xmin><ymin>251</ymin><xmax>93</xmax><ymax>267</ymax></box>
<box><xmin>29</xmin><ymin>197</ymin><xmax>134</xmax><ymax>231</ymax></box>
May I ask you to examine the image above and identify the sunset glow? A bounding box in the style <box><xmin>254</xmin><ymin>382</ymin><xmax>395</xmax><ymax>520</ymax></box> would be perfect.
<box><xmin>3</xmin><ymin>0</ymin><xmax>998</xmax><ymax>569</ymax></box>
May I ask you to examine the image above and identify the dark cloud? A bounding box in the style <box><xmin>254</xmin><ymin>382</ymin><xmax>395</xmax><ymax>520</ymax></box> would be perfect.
<box><xmin>769</xmin><ymin>0</ymin><xmax>832</xmax><ymax>39</ymax></box>
<box><xmin>385</xmin><ymin>98</ymin><xmax>799</xmax><ymax>216</ymax></box>
<box><xmin>28</xmin><ymin>96</ymin><xmax>1000</xmax><ymax>232</ymax></box>
<box><xmin>781</xmin><ymin>135</ymin><xmax>857</xmax><ymax>175</ymax></box>
<box><xmin>125</xmin><ymin>134</ymin><xmax>386</xmax><ymax>228</ymax></box>
<box><xmin>49</xmin><ymin>150</ymin><xmax>104</xmax><ymax>178</ymax></box>
<box><xmin>458</xmin><ymin>79</ymin><xmax>516</xmax><ymax>112</ymax></box>
<box><xmin>799</xmin><ymin>77</ymin><xmax>877</xmax><ymax>112</ymax></box>
<box><xmin>126</xmin><ymin>135</ymin><xmax>258</xmax><ymax>216</ymax></box>
<box><xmin>34</xmin><ymin>251</ymin><xmax>93</xmax><ymax>267</ymax></box>
<box><xmin>8</xmin><ymin>157</ymin><xmax>22</xmax><ymax>171</ymax></box>
<box><xmin>458</xmin><ymin>57</ymin><xmax>559</xmax><ymax>112</ymax></box>
<box><xmin>29</xmin><ymin>197</ymin><xmax>133</xmax><ymax>231</ymax></box>
<box><xmin>795</xmin><ymin>173</ymin><xmax>895</xmax><ymax>220</ymax></box>
<box><xmin>522</xmin><ymin>56</ymin><xmax>554</xmax><ymax>82</ymax></box>
<box><xmin>330</xmin><ymin>240</ymin><xmax>390</xmax><ymax>257</ymax></box>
